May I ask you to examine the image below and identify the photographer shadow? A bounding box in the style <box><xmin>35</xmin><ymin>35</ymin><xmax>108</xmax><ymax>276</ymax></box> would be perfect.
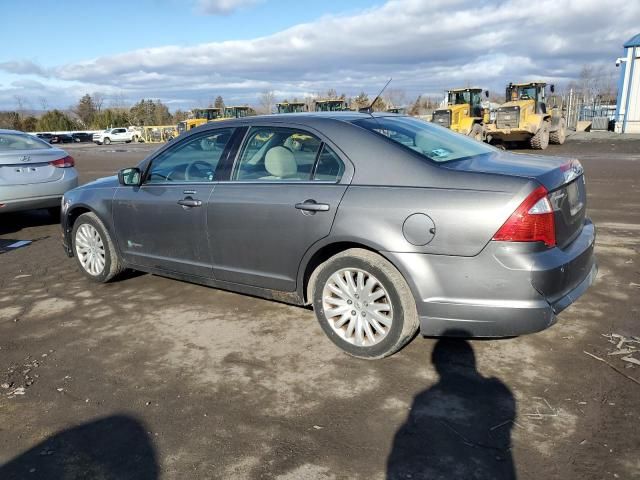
<box><xmin>0</xmin><ymin>414</ymin><xmax>158</xmax><ymax>480</ymax></box>
<box><xmin>387</xmin><ymin>334</ymin><xmax>517</xmax><ymax>479</ymax></box>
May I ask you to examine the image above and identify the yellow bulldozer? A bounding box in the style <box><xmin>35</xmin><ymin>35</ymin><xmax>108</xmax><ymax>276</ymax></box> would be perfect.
<box><xmin>431</xmin><ymin>88</ymin><xmax>489</xmax><ymax>141</ymax></box>
<box><xmin>485</xmin><ymin>82</ymin><xmax>566</xmax><ymax>149</ymax></box>
<box><xmin>177</xmin><ymin>107</ymin><xmax>222</xmax><ymax>135</ymax></box>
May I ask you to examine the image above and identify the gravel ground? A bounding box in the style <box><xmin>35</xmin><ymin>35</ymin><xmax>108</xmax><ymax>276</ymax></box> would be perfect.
<box><xmin>0</xmin><ymin>136</ymin><xmax>639</xmax><ymax>479</ymax></box>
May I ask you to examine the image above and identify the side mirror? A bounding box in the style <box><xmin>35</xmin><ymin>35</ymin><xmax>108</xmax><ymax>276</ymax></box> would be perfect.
<box><xmin>485</xmin><ymin>90</ymin><xmax>489</xmax><ymax>98</ymax></box>
<box><xmin>550</xmin><ymin>84</ymin><xmax>555</xmax><ymax>93</ymax></box>
<box><xmin>118</xmin><ymin>167</ymin><xmax>142</xmax><ymax>186</ymax></box>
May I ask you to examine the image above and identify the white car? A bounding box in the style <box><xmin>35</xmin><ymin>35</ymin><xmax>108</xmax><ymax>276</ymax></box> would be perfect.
<box><xmin>92</xmin><ymin>128</ymin><xmax>137</xmax><ymax>145</ymax></box>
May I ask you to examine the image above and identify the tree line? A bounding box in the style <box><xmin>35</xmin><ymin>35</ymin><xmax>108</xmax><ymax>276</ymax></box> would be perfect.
<box><xmin>0</xmin><ymin>94</ymin><xmax>194</xmax><ymax>132</ymax></box>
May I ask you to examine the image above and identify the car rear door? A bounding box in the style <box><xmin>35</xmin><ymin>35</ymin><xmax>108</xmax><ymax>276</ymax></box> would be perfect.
<box><xmin>112</xmin><ymin>127</ymin><xmax>236</xmax><ymax>277</ymax></box>
<box><xmin>207</xmin><ymin>125</ymin><xmax>352</xmax><ymax>291</ymax></box>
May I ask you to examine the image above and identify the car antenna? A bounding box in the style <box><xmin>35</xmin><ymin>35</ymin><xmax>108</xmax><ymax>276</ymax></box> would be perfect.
<box><xmin>359</xmin><ymin>78</ymin><xmax>392</xmax><ymax>114</ymax></box>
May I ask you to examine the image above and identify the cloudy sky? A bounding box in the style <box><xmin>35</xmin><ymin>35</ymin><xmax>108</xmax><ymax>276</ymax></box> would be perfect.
<box><xmin>0</xmin><ymin>0</ymin><xmax>638</xmax><ymax>111</ymax></box>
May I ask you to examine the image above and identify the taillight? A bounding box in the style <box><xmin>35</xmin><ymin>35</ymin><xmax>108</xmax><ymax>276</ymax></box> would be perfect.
<box><xmin>493</xmin><ymin>185</ymin><xmax>556</xmax><ymax>248</ymax></box>
<box><xmin>50</xmin><ymin>155</ymin><xmax>74</xmax><ymax>168</ymax></box>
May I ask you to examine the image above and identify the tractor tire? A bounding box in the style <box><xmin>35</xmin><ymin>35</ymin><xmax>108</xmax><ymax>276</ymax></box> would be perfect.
<box><xmin>468</xmin><ymin>123</ymin><xmax>483</xmax><ymax>142</ymax></box>
<box><xmin>550</xmin><ymin>118</ymin><xmax>566</xmax><ymax>145</ymax></box>
<box><xmin>530</xmin><ymin>121</ymin><xmax>550</xmax><ymax>150</ymax></box>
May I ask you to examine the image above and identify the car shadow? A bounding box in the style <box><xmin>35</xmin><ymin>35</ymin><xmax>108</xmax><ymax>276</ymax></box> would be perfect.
<box><xmin>0</xmin><ymin>414</ymin><xmax>158</xmax><ymax>480</ymax></box>
<box><xmin>387</xmin><ymin>332</ymin><xmax>517</xmax><ymax>480</ymax></box>
<box><xmin>0</xmin><ymin>209</ymin><xmax>59</xmax><ymax>236</ymax></box>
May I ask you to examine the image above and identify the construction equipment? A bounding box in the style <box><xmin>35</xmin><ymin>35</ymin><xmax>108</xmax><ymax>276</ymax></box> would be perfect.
<box><xmin>314</xmin><ymin>99</ymin><xmax>349</xmax><ymax>112</ymax></box>
<box><xmin>177</xmin><ymin>108</ymin><xmax>222</xmax><ymax>135</ymax></box>
<box><xmin>276</xmin><ymin>102</ymin><xmax>308</xmax><ymax>114</ymax></box>
<box><xmin>431</xmin><ymin>88</ymin><xmax>489</xmax><ymax>141</ymax></box>
<box><xmin>138</xmin><ymin>125</ymin><xmax>178</xmax><ymax>143</ymax></box>
<box><xmin>223</xmin><ymin>106</ymin><xmax>252</xmax><ymax>118</ymax></box>
<box><xmin>485</xmin><ymin>82</ymin><xmax>567</xmax><ymax>149</ymax></box>
<box><xmin>386</xmin><ymin>107</ymin><xmax>408</xmax><ymax>114</ymax></box>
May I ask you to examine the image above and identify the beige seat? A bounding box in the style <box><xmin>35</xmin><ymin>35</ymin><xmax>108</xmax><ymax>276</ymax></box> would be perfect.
<box><xmin>262</xmin><ymin>146</ymin><xmax>298</xmax><ymax>179</ymax></box>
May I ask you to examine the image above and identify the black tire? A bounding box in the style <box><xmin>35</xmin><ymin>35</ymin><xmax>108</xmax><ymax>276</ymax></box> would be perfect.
<box><xmin>530</xmin><ymin>121</ymin><xmax>550</xmax><ymax>150</ymax></box>
<box><xmin>468</xmin><ymin>123</ymin><xmax>483</xmax><ymax>142</ymax></box>
<box><xmin>550</xmin><ymin>118</ymin><xmax>566</xmax><ymax>145</ymax></box>
<box><xmin>103</xmin><ymin>137</ymin><xmax>111</xmax><ymax>145</ymax></box>
<box><xmin>310</xmin><ymin>248</ymin><xmax>419</xmax><ymax>359</ymax></box>
<box><xmin>71</xmin><ymin>212</ymin><xmax>124</xmax><ymax>283</ymax></box>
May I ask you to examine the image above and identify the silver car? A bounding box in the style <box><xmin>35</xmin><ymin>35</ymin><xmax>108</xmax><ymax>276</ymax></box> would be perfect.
<box><xmin>61</xmin><ymin>114</ymin><xmax>596</xmax><ymax>359</ymax></box>
<box><xmin>0</xmin><ymin>130</ymin><xmax>78</xmax><ymax>215</ymax></box>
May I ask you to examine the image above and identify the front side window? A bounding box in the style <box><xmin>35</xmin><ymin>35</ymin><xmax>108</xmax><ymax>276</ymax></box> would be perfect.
<box><xmin>352</xmin><ymin>116</ymin><xmax>495</xmax><ymax>163</ymax></box>
<box><xmin>146</xmin><ymin>128</ymin><xmax>234</xmax><ymax>183</ymax></box>
<box><xmin>233</xmin><ymin>127</ymin><xmax>322</xmax><ymax>181</ymax></box>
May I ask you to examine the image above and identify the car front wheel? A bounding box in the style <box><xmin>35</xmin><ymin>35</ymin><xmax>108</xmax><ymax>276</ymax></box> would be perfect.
<box><xmin>72</xmin><ymin>212</ymin><xmax>123</xmax><ymax>282</ymax></box>
<box><xmin>311</xmin><ymin>248</ymin><xmax>419</xmax><ymax>359</ymax></box>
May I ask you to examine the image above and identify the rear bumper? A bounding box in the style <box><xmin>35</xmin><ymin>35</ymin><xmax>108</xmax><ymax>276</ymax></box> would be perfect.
<box><xmin>0</xmin><ymin>170</ymin><xmax>78</xmax><ymax>213</ymax></box>
<box><xmin>384</xmin><ymin>219</ymin><xmax>597</xmax><ymax>337</ymax></box>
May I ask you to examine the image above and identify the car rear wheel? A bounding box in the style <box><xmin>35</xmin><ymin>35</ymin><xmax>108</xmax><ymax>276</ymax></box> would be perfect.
<box><xmin>311</xmin><ymin>248</ymin><xmax>419</xmax><ymax>359</ymax></box>
<box><xmin>72</xmin><ymin>212</ymin><xmax>123</xmax><ymax>282</ymax></box>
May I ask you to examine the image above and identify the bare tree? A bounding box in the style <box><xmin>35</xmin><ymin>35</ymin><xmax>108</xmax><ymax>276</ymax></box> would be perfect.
<box><xmin>14</xmin><ymin>95</ymin><xmax>27</xmax><ymax>116</ymax></box>
<box><xmin>92</xmin><ymin>92</ymin><xmax>105</xmax><ymax>112</ymax></box>
<box><xmin>384</xmin><ymin>88</ymin><xmax>407</xmax><ymax>108</ymax></box>
<box><xmin>38</xmin><ymin>96</ymin><xmax>49</xmax><ymax>112</ymax></box>
<box><xmin>258</xmin><ymin>90</ymin><xmax>276</xmax><ymax>114</ymax></box>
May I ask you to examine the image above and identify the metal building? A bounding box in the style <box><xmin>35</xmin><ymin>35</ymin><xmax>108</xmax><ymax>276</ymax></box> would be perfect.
<box><xmin>615</xmin><ymin>33</ymin><xmax>640</xmax><ymax>133</ymax></box>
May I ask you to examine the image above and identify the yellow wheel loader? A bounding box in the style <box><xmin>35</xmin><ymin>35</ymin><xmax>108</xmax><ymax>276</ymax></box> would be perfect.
<box><xmin>276</xmin><ymin>102</ymin><xmax>308</xmax><ymax>113</ymax></box>
<box><xmin>177</xmin><ymin>108</ymin><xmax>222</xmax><ymax>135</ymax></box>
<box><xmin>223</xmin><ymin>106</ymin><xmax>253</xmax><ymax>118</ymax></box>
<box><xmin>431</xmin><ymin>88</ymin><xmax>489</xmax><ymax>142</ymax></box>
<box><xmin>314</xmin><ymin>99</ymin><xmax>349</xmax><ymax>112</ymax></box>
<box><xmin>485</xmin><ymin>82</ymin><xmax>566</xmax><ymax>150</ymax></box>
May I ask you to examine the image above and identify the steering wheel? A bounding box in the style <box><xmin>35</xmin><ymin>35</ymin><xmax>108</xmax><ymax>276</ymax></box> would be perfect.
<box><xmin>185</xmin><ymin>160</ymin><xmax>214</xmax><ymax>181</ymax></box>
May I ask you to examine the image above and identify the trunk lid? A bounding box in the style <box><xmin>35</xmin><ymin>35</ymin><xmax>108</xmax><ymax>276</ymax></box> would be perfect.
<box><xmin>444</xmin><ymin>151</ymin><xmax>587</xmax><ymax>248</ymax></box>
<box><xmin>0</xmin><ymin>148</ymin><xmax>66</xmax><ymax>185</ymax></box>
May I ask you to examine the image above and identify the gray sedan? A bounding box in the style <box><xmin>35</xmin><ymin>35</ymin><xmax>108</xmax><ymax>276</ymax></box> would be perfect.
<box><xmin>61</xmin><ymin>114</ymin><xmax>596</xmax><ymax>359</ymax></box>
<box><xmin>0</xmin><ymin>130</ymin><xmax>78</xmax><ymax>215</ymax></box>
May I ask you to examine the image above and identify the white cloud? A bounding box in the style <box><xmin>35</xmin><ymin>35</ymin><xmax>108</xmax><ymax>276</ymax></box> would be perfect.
<box><xmin>1</xmin><ymin>0</ymin><xmax>638</xmax><ymax>109</ymax></box>
<box><xmin>195</xmin><ymin>0</ymin><xmax>261</xmax><ymax>15</ymax></box>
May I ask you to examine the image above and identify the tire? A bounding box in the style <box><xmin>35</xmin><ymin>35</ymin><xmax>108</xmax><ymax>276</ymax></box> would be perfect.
<box><xmin>530</xmin><ymin>121</ymin><xmax>550</xmax><ymax>150</ymax></box>
<box><xmin>468</xmin><ymin>123</ymin><xmax>483</xmax><ymax>142</ymax></box>
<box><xmin>103</xmin><ymin>137</ymin><xmax>111</xmax><ymax>145</ymax></box>
<box><xmin>550</xmin><ymin>118</ymin><xmax>566</xmax><ymax>145</ymax></box>
<box><xmin>71</xmin><ymin>212</ymin><xmax>124</xmax><ymax>283</ymax></box>
<box><xmin>310</xmin><ymin>248</ymin><xmax>419</xmax><ymax>359</ymax></box>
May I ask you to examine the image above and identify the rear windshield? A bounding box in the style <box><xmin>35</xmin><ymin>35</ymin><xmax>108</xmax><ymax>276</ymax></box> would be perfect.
<box><xmin>0</xmin><ymin>133</ymin><xmax>51</xmax><ymax>151</ymax></box>
<box><xmin>351</xmin><ymin>116</ymin><xmax>495</xmax><ymax>163</ymax></box>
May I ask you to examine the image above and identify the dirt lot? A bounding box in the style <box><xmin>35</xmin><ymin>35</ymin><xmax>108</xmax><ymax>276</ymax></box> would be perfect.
<box><xmin>1</xmin><ymin>136</ymin><xmax>639</xmax><ymax>479</ymax></box>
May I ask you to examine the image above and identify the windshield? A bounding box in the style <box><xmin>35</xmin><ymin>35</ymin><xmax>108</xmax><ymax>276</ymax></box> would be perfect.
<box><xmin>0</xmin><ymin>133</ymin><xmax>51</xmax><ymax>151</ymax></box>
<box><xmin>449</xmin><ymin>91</ymin><xmax>470</xmax><ymax>105</ymax></box>
<box><xmin>351</xmin><ymin>116</ymin><xmax>495</xmax><ymax>163</ymax></box>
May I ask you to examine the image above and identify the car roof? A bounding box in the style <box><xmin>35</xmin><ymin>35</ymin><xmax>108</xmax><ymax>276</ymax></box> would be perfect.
<box><xmin>199</xmin><ymin>111</ymin><xmax>402</xmax><ymax>129</ymax></box>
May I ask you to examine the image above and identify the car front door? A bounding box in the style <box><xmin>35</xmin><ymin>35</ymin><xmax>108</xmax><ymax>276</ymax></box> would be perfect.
<box><xmin>208</xmin><ymin>125</ymin><xmax>352</xmax><ymax>291</ymax></box>
<box><xmin>112</xmin><ymin>127</ymin><xmax>236</xmax><ymax>277</ymax></box>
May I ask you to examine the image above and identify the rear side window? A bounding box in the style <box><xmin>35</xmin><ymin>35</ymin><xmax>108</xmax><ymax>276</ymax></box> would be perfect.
<box><xmin>233</xmin><ymin>127</ymin><xmax>322</xmax><ymax>181</ymax></box>
<box><xmin>313</xmin><ymin>145</ymin><xmax>344</xmax><ymax>182</ymax></box>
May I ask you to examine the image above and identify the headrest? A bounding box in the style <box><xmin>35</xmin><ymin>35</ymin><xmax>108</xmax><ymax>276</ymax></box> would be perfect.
<box><xmin>265</xmin><ymin>146</ymin><xmax>297</xmax><ymax>178</ymax></box>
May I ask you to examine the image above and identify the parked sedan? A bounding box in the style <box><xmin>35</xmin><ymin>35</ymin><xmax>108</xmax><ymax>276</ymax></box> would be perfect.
<box><xmin>72</xmin><ymin>132</ymin><xmax>94</xmax><ymax>143</ymax></box>
<box><xmin>51</xmin><ymin>133</ymin><xmax>74</xmax><ymax>144</ymax></box>
<box><xmin>61</xmin><ymin>114</ymin><xmax>596</xmax><ymax>359</ymax></box>
<box><xmin>0</xmin><ymin>130</ymin><xmax>78</xmax><ymax>215</ymax></box>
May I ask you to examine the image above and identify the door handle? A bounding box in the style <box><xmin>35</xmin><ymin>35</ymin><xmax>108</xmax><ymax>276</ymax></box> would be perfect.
<box><xmin>177</xmin><ymin>197</ymin><xmax>202</xmax><ymax>208</ymax></box>
<box><xmin>295</xmin><ymin>200</ymin><xmax>330</xmax><ymax>212</ymax></box>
